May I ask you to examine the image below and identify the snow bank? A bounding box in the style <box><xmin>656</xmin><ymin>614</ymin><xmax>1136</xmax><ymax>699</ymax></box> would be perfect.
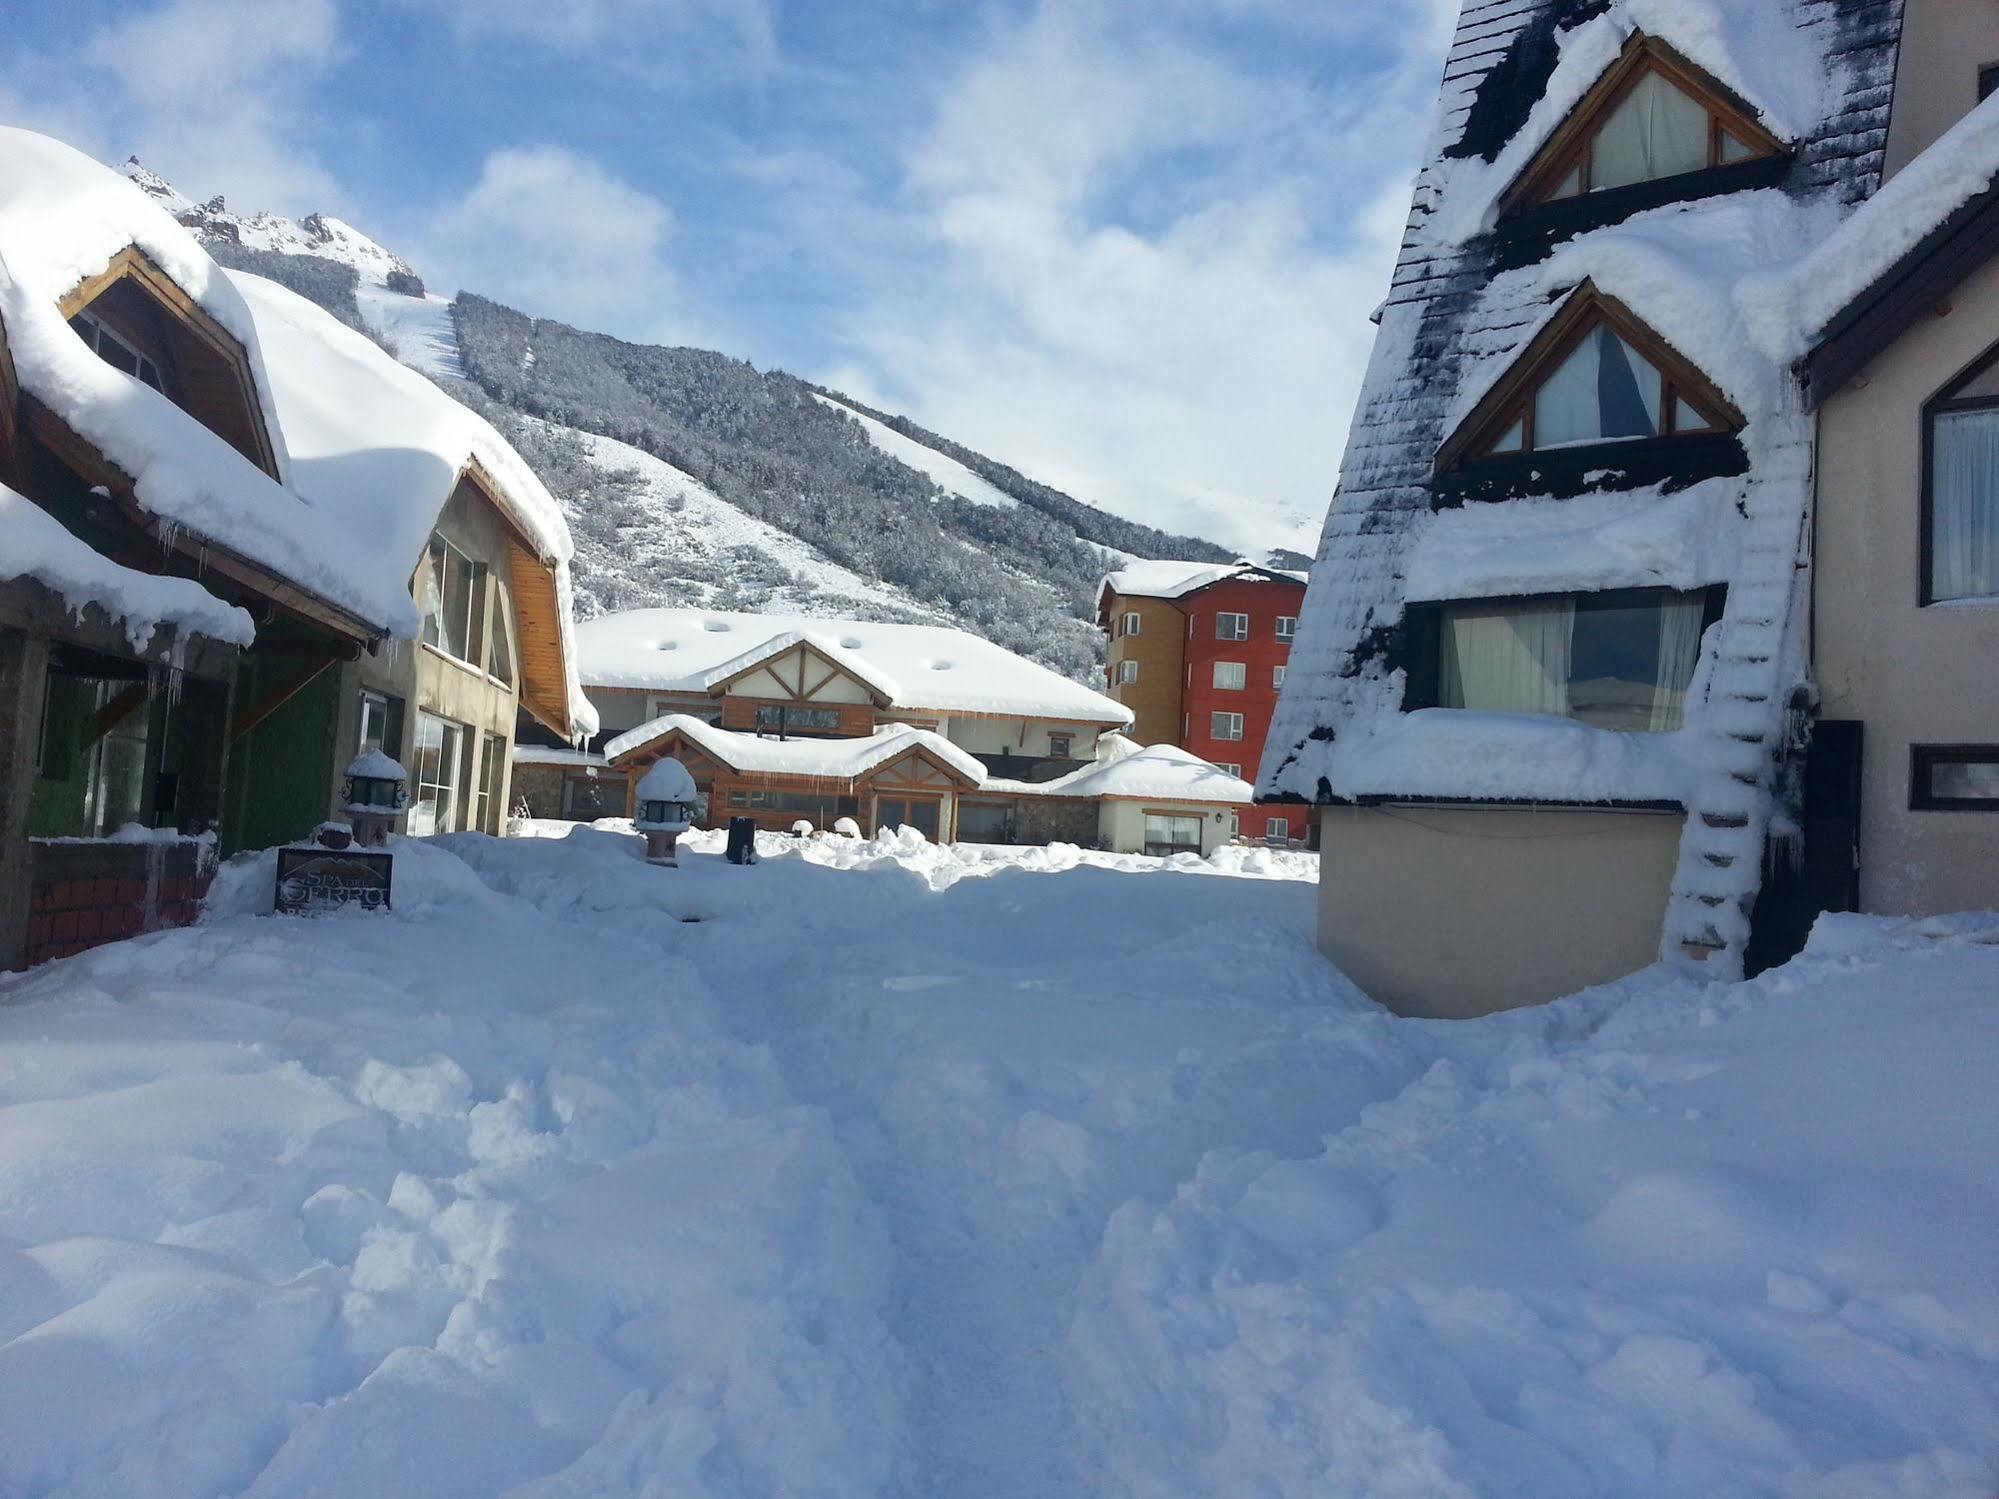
<box><xmin>1064</xmin><ymin>911</ymin><xmax>1999</xmax><ymax>1497</ymax></box>
<box><xmin>0</xmin><ymin>483</ymin><xmax>253</xmax><ymax>650</ymax></box>
<box><xmin>579</xmin><ymin>607</ymin><xmax>1130</xmax><ymax>726</ymax></box>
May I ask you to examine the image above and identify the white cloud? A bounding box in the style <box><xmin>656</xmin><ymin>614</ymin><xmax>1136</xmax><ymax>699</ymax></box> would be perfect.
<box><xmin>3</xmin><ymin>0</ymin><xmax>344</xmax><ymax>213</ymax></box>
<box><xmin>419</xmin><ymin>146</ymin><xmax>692</xmax><ymax>340</ymax></box>
<box><xmin>394</xmin><ymin>0</ymin><xmax>777</xmax><ymax>76</ymax></box>
<box><xmin>831</xmin><ymin>0</ymin><xmax>1451</xmax><ymax>556</ymax></box>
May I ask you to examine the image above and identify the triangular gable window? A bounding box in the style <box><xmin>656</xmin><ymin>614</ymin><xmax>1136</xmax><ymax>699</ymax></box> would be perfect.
<box><xmin>1507</xmin><ymin>35</ymin><xmax>1784</xmax><ymax>210</ymax></box>
<box><xmin>1438</xmin><ymin>284</ymin><xmax>1739</xmax><ymax>469</ymax></box>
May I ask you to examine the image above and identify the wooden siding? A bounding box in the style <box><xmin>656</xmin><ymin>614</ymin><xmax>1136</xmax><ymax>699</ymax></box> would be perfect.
<box><xmin>1103</xmin><ymin>593</ymin><xmax>1188</xmax><ymax>746</ymax></box>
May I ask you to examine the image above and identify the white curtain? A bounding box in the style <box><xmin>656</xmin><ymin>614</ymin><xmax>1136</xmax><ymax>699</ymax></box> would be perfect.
<box><xmin>1592</xmin><ymin>72</ymin><xmax>1710</xmax><ymax>190</ymax></box>
<box><xmin>1647</xmin><ymin>597</ymin><xmax>1706</xmax><ymax>732</ymax></box>
<box><xmin>1441</xmin><ymin>602</ymin><xmax>1574</xmax><ymax>715</ymax></box>
<box><xmin>1931</xmin><ymin>408</ymin><xmax>1999</xmax><ymax>601</ymax></box>
<box><xmin>1534</xmin><ymin>328</ymin><xmax>1663</xmax><ymax>447</ymax></box>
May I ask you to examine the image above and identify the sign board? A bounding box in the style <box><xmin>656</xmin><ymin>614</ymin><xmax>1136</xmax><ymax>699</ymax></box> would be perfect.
<box><xmin>275</xmin><ymin>847</ymin><xmax>394</xmax><ymax>914</ymax></box>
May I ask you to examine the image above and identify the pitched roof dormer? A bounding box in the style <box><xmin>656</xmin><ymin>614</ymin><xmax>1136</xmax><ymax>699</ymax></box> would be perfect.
<box><xmin>1501</xmin><ymin>33</ymin><xmax>1786</xmax><ymax>215</ymax></box>
<box><xmin>1435</xmin><ymin>281</ymin><xmax>1741</xmax><ymax>474</ymax></box>
<box><xmin>58</xmin><ymin>245</ymin><xmax>281</xmax><ymax>480</ymax></box>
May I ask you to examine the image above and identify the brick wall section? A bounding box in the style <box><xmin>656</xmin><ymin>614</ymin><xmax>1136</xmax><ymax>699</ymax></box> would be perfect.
<box><xmin>20</xmin><ymin>840</ymin><xmax>215</xmax><ymax>968</ymax></box>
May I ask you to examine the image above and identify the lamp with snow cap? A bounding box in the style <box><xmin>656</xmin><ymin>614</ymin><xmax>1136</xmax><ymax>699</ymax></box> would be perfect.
<box><xmin>633</xmin><ymin>755</ymin><xmax>698</xmax><ymax>866</ymax></box>
<box><xmin>341</xmin><ymin>751</ymin><xmax>408</xmax><ymax>847</ymax></box>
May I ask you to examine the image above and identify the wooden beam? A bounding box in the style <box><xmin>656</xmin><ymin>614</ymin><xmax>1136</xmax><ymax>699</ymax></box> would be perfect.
<box><xmin>230</xmin><ymin>650</ymin><xmax>341</xmax><ymax>743</ymax></box>
<box><xmin>82</xmin><ymin>680</ymin><xmax>151</xmax><ymax>750</ymax></box>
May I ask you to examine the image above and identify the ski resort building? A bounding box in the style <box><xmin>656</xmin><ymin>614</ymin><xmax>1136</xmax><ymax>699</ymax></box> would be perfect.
<box><xmin>0</xmin><ymin>128</ymin><xmax>593</xmax><ymax>969</ymax></box>
<box><xmin>1264</xmin><ymin>0</ymin><xmax>1995</xmax><ymax>1017</ymax></box>
<box><xmin>517</xmin><ymin>605</ymin><xmax>1269</xmax><ymax>851</ymax></box>
<box><xmin>1098</xmin><ymin>561</ymin><xmax>1309</xmax><ymax>844</ymax></box>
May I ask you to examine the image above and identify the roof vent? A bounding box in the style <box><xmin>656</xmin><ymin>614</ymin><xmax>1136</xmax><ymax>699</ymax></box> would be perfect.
<box><xmin>701</xmin><ymin>620</ymin><xmax>731</xmax><ymax>633</ymax></box>
<box><xmin>839</xmin><ymin>635</ymin><xmax>864</xmax><ymax>649</ymax></box>
<box><xmin>928</xmin><ymin>659</ymin><xmax>953</xmax><ymax>671</ymax></box>
<box><xmin>655</xmin><ymin>640</ymin><xmax>679</xmax><ymax>651</ymax></box>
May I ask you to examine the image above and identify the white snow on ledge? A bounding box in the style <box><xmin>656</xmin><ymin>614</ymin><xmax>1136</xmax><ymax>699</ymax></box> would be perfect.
<box><xmin>605</xmin><ymin>713</ymin><xmax>989</xmax><ymax>786</ymax></box>
<box><xmin>1404</xmin><ymin>482</ymin><xmax>1739</xmax><ymax>603</ymax></box>
<box><xmin>1322</xmin><ymin>709</ymin><xmax>1699</xmax><ymax>807</ymax></box>
<box><xmin>0</xmin><ymin>486</ymin><xmax>253</xmax><ymax>651</ymax></box>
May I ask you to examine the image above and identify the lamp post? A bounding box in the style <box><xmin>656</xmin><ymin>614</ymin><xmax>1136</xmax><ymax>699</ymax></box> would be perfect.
<box><xmin>634</xmin><ymin>756</ymin><xmax>698</xmax><ymax>866</ymax></box>
<box><xmin>341</xmin><ymin>751</ymin><xmax>408</xmax><ymax>848</ymax></box>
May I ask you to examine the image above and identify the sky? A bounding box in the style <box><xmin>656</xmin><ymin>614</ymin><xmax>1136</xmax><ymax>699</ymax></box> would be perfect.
<box><xmin>1</xmin><ymin>0</ymin><xmax>1457</xmax><ymax>556</ymax></box>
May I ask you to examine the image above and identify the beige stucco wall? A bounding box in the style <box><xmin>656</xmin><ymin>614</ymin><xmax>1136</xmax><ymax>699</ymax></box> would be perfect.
<box><xmin>1316</xmin><ymin>804</ymin><xmax>1684</xmax><ymax>1019</ymax></box>
<box><xmin>731</xmin><ymin>659</ymin><xmax>875</xmax><ymax>704</ymax></box>
<box><xmin>1099</xmin><ymin>798</ymin><xmax>1233</xmax><ymax>856</ymax></box>
<box><xmin>1813</xmin><ymin>252</ymin><xmax>1999</xmax><ymax>916</ymax></box>
<box><xmin>1882</xmin><ymin>0</ymin><xmax>1999</xmax><ymax>179</ymax></box>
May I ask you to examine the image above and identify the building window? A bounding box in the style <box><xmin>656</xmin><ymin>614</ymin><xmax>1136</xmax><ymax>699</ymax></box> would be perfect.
<box><xmin>1911</xmin><ymin>746</ymin><xmax>1999</xmax><ymax>810</ymax></box>
<box><xmin>407</xmin><ymin>712</ymin><xmax>467</xmax><ymax>835</ymax></box>
<box><xmin>1216</xmin><ymin>613</ymin><xmax>1249</xmax><ymax>641</ymax></box>
<box><xmin>1217</xmin><ymin>762</ymin><xmax>1241</xmax><ymax>777</ymax></box>
<box><xmin>421</xmin><ymin>536</ymin><xmax>488</xmax><ymax>668</ymax></box>
<box><xmin>1048</xmin><ymin>733</ymin><xmax>1073</xmax><ymax>758</ymax></box>
<box><xmin>474</xmin><ymin>732</ymin><xmax>506</xmax><ymax>833</ymax></box>
<box><xmin>1265</xmin><ymin>817</ymin><xmax>1289</xmax><ymax>840</ymax></box>
<box><xmin>1507</xmin><ymin>37</ymin><xmax>1782</xmax><ymax>208</ymax></box>
<box><xmin>1276</xmin><ymin>616</ymin><xmax>1297</xmax><ymax>641</ymax></box>
<box><xmin>1213</xmin><ymin>661</ymin><xmax>1246</xmax><ymax>691</ymax></box>
<box><xmin>1117</xmin><ymin>659</ymin><xmax>1140</xmax><ymax>685</ymax></box>
<box><xmin>84</xmin><ymin>679</ymin><xmax>151</xmax><ymax>836</ymax></box>
<box><xmin>1924</xmin><ymin>348</ymin><xmax>1999</xmax><ymax>603</ymax></box>
<box><xmin>1122</xmin><ymin>611</ymin><xmax>1142</xmax><ymax>637</ymax></box>
<box><xmin>1143</xmin><ymin>813</ymin><xmax>1203</xmax><ymax>856</ymax></box>
<box><xmin>70</xmin><ymin>310</ymin><xmax>165</xmax><ymax>392</ymax></box>
<box><xmin>1981</xmin><ymin>63</ymin><xmax>1999</xmax><ymax>103</ymax></box>
<box><xmin>755</xmin><ymin>704</ymin><xmax>844</xmax><ymax>736</ymax></box>
<box><xmin>1211</xmin><ymin>711</ymin><xmax>1245</xmax><ymax>741</ymax></box>
<box><xmin>1416</xmin><ymin>586</ymin><xmax>1714</xmax><ymax>732</ymax></box>
<box><xmin>1440</xmin><ymin>287</ymin><xmax>1735</xmax><ymax>468</ymax></box>
<box><xmin>1272</xmin><ymin>665</ymin><xmax>1286</xmax><ymax>689</ymax></box>
<box><xmin>357</xmin><ymin>690</ymin><xmax>405</xmax><ymax>758</ymax></box>
<box><xmin>489</xmin><ymin>584</ymin><xmax>515</xmax><ymax>687</ymax></box>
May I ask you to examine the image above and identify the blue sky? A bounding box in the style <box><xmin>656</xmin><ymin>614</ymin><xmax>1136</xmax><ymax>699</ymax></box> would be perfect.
<box><xmin>2</xmin><ymin>0</ymin><xmax>1455</xmax><ymax>553</ymax></box>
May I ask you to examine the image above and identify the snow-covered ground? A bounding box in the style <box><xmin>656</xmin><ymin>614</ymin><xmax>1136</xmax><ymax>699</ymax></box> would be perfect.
<box><xmin>811</xmin><ymin>392</ymin><xmax>1021</xmax><ymax>509</ymax></box>
<box><xmin>1</xmin><ymin>828</ymin><xmax>1994</xmax><ymax>1498</ymax></box>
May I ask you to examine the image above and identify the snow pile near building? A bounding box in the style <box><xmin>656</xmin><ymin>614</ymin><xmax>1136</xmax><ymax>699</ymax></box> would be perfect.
<box><xmin>1065</xmin><ymin>911</ymin><xmax>1999</xmax><ymax>1498</ymax></box>
<box><xmin>0</xmin><ymin>482</ymin><xmax>253</xmax><ymax>650</ymax></box>
<box><xmin>0</xmin><ymin>831</ymin><xmax>1992</xmax><ymax>1496</ymax></box>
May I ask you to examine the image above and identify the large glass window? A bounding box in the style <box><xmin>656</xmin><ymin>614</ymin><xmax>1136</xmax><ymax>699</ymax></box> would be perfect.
<box><xmin>1926</xmin><ymin>353</ymin><xmax>1999</xmax><ymax>603</ymax></box>
<box><xmin>1212</xmin><ymin>662</ymin><xmax>1246</xmax><ymax>691</ymax></box>
<box><xmin>1211</xmin><ymin>711</ymin><xmax>1245</xmax><ymax>741</ymax></box>
<box><xmin>84</xmin><ymin>681</ymin><xmax>151</xmax><ymax>836</ymax></box>
<box><xmin>420</xmin><ymin>537</ymin><xmax>487</xmax><ymax>667</ymax></box>
<box><xmin>875</xmin><ymin>797</ymin><xmax>940</xmax><ymax>839</ymax></box>
<box><xmin>488</xmin><ymin>583</ymin><xmax>516</xmax><ymax>687</ymax></box>
<box><xmin>1117</xmin><ymin>659</ymin><xmax>1139</xmax><ymax>685</ymax></box>
<box><xmin>1215</xmin><ymin>613</ymin><xmax>1249</xmax><ymax>641</ymax></box>
<box><xmin>1431</xmin><ymin>588</ymin><xmax>1710</xmax><ymax>732</ymax></box>
<box><xmin>1275</xmin><ymin>615</ymin><xmax>1297</xmax><ymax>641</ymax></box>
<box><xmin>475</xmin><ymin>733</ymin><xmax>506</xmax><ymax>834</ymax></box>
<box><xmin>1143</xmin><ymin>813</ymin><xmax>1202</xmax><ymax>857</ymax></box>
<box><xmin>407</xmin><ymin>712</ymin><xmax>466</xmax><ymax>835</ymax></box>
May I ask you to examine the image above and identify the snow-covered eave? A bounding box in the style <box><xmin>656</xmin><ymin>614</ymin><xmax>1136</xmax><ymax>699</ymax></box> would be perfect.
<box><xmin>0</xmin><ymin>484</ymin><xmax>255</xmax><ymax>653</ymax></box>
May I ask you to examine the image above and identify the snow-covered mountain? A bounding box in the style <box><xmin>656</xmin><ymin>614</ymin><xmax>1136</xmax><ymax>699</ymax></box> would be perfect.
<box><xmin>126</xmin><ymin>162</ymin><xmax>1249</xmax><ymax>681</ymax></box>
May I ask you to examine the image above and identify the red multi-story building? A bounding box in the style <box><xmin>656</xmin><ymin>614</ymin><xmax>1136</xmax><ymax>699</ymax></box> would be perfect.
<box><xmin>1097</xmin><ymin>561</ymin><xmax>1310</xmax><ymax>843</ymax></box>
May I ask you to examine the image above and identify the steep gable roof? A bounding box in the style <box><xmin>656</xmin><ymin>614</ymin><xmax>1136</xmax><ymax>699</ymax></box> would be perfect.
<box><xmin>1261</xmin><ymin>0</ymin><xmax>1906</xmax><ymax>979</ymax></box>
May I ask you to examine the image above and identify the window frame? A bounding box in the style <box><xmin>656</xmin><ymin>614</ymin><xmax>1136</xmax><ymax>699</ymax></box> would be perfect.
<box><xmin>1272</xmin><ymin>664</ymin><xmax>1286</xmax><ymax>690</ymax></box>
<box><xmin>1210</xmin><ymin>710</ymin><xmax>1245</xmax><ymax>741</ymax></box>
<box><xmin>1502</xmin><ymin>34</ymin><xmax>1785</xmax><ymax>212</ymax></box>
<box><xmin>1437</xmin><ymin>283</ymin><xmax>1741</xmax><ymax>472</ymax></box>
<box><xmin>408</xmin><ymin>710</ymin><xmax>469</xmax><ymax>836</ymax></box>
<box><xmin>420</xmin><ymin>534</ymin><xmax>490</xmax><ymax>672</ymax></box>
<box><xmin>1275</xmin><ymin>615</ymin><xmax>1297</xmax><ymax>641</ymax></box>
<box><xmin>1117</xmin><ymin>659</ymin><xmax>1140</xmax><ymax>685</ymax></box>
<box><xmin>1047</xmin><ymin>733</ymin><xmax>1074</xmax><ymax>759</ymax></box>
<box><xmin>70</xmin><ymin>308</ymin><xmax>166</xmax><ymax>393</ymax></box>
<box><xmin>1212</xmin><ymin>661</ymin><xmax>1246</xmax><ymax>691</ymax></box>
<box><xmin>1920</xmin><ymin>342</ymin><xmax>1999</xmax><ymax>606</ymax></box>
<box><xmin>1121</xmin><ymin>611</ymin><xmax>1142</xmax><ymax>637</ymax></box>
<box><xmin>1265</xmin><ymin>817</ymin><xmax>1290</xmax><ymax>841</ymax></box>
<box><xmin>1215</xmin><ymin>612</ymin><xmax>1250</xmax><ymax>641</ymax></box>
<box><xmin>1910</xmin><ymin>744</ymin><xmax>1999</xmax><ymax>812</ymax></box>
<box><xmin>1142</xmin><ymin>811</ymin><xmax>1204</xmax><ymax>858</ymax></box>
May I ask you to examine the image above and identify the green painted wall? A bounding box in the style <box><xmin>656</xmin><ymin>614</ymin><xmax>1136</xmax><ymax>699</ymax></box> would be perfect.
<box><xmin>224</xmin><ymin>659</ymin><xmax>339</xmax><ymax>854</ymax></box>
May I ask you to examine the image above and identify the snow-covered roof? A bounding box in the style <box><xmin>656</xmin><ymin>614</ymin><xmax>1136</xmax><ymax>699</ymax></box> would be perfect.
<box><xmin>1055</xmin><ymin>744</ymin><xmax>1253</xmax><ymax>805</ymax></box>
<box><xmin>224</xmin><ymin>271</ymin><xmax>596</xmax><ymax>737</ymax></box>
<box><xmin>1261</xmin><ymin>0</ymin><xmax>1907</xmax><ymax>977</ymax></box>
<box><xmin>1096</xmin><ymin>560</ymin><xmax>1305</xmax><ymax>609</ymax></box>
<box><xmin>0</xmin><ymin>482</ymin><xmax>253</xmax><ymax>651</ymax></box>
<box><xmin>693</xmin><ymin>628</ymin><xmax>901</xmax><ymax>703</ymax></box>
<box><xmin>0</xmin><ymin>128</ymin><xmax>398</xmax><ymax>625</ymax></box>
<box><xmin>578</xmin><ymin>608</ymin><xmax>1131</xmax><ymax>727</ymax></box>
<box><xmin>512</xmin><ymin>746</ymin><xmax>609</xmax><ymax>768</ymax></box>
<box><xmin>605</xmin><ymin>713</ymin><xmax>988</xmax><ymax>786</ymax></box>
